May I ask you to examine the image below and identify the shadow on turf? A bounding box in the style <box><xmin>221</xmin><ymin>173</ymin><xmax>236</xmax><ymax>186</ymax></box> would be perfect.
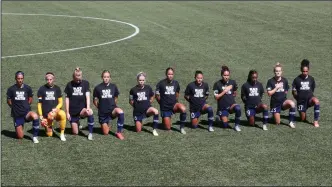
<box><xmin>280</xmin><ymin>114</ymin><xmax>312</xmax><ymax>125</ymax></box>
<box><xmin>1</xmin><ymin>130</ymin><xmax>32</xmax><ymax>140</ymax></box>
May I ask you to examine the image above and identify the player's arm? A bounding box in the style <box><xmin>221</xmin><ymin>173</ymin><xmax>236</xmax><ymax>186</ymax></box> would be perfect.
<box><xmin>175</xmin><ymin>92</ymin><xmax>180</xmax><ymax>102</ymax></box>
<box><xmin>7</xmin><ymin>99</ymin><xmax>12</xmax><ymax>107</ymax></box>
<box><xmin>93</xmin><ymin>97</ymin><xmax>99</xmax><ymax>108</ymax></box>
<box><xmin>155</xmin><ymin>83</ymin><xmax>161</xmax><ymax>103</ymax></box>
<box><xmin>205</xmin><ymin>84</ymin><xmax>209</xmax><ymax>100</ymax></box>
<box><xmin>6</xmin><ymin>88</ymin><xmax>13</xmax><ymax>107</ymax></box>
<box><xmin>115</xmin><ymin>96</ymin><xmax>118</xmax><ymax>105</ymax></box>
<box><xmin>150</xmin><ymin>95</ymin><xmax>155</xmax><ymax>103</ymax></box>
<box><xmin>37</xmin><ymin>96</ymin><xmax>43</xmax><ymax>118</ymax></box>
<box><xmin>214</xmin><ymin>85</ymin><xmax>232</xmax><ymax>100</ymax></box>
<box><xmin>291</xmin><ymin>80</ymin><xmax>298</xmax><ymax>100</ymax></box>
<box><xmin>241</xmin><ymin>85</ymin><xmax>247</xmax><ymax>103</ymax></box>
<box><xmin>184</xmin><ymin>85</ymin><xmax>191</xmax><ymax>102</ymax></box>
<box><xmin>65</xmin><ymin>97</ymin><xmax>70</xmax><ymax>115</ymax></box>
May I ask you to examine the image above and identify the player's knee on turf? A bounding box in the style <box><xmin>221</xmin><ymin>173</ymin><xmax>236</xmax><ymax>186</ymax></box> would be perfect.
<box><xmin>16</xmin><ymin>126</ymin><xmax>24</xmax><ymax>139</ymax></box>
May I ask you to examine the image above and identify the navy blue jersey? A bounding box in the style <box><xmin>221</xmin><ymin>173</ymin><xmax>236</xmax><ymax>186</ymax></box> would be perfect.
<box><xmin>213</xmin><ymin>79</ymin><xmax>238</xmax><ymax>110</ymax></box>
<box><xmin>7</xmin><ymin>84</ymin><xmax>33</xmax><ymax>117</ymax></box>
<box><xmin>241</xmin><ymin>81</ymin><xmax>264</xmax><ymax>108</ymax></box>
<box><xmin>292</xmin><ymin>75</ymin><xmax>315</xmax><ymax>102</ymax></box>
<box><xmin>266</xmin><ymin>77</ymin><xmax>289</xmax><ymax>108</ymax></box>
<box><xmin>155</xmin><ymin>79</ymin><xmax>180</xmax><ymax>111</ymax></box>
<box><xmin>93</xmin><ymin>82</ymin><xmax>119</xmax><ymax>115</ymax></box>
<box><xmin>37</xmin><ymin>84</ymin><xmax>62</xmax><ymax>117</ymax></box>
<box><xmin>64</xmin><ymin>80</ymin><xmax>90</xmax><ymax>116</ymax></box>
<box><xmin>129</xmin><ymin>85</ymin><xmax>154</xmax><ymax>115</ymax></box>
<box><xmin>184</xmin><ymin>81</ymin><xmax>209</xmax><ymax>112</ymax></box>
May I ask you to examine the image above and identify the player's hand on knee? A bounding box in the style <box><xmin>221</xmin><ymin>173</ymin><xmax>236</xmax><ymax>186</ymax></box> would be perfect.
<box><xmin>66</xmin><ymin>113</ymin><xmax>71</xmax><ymax>121</ymax></box>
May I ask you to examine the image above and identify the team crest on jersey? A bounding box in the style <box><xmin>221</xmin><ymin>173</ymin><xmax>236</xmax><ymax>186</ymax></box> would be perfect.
<box><xmin>137</xmin><ymin>92</ymin><xmax>147</xmax><ymax>101</ymax></box>
<box><xmin>194</xmin><ymin>89</ymin><xmax>204</xmax><ymax>97</ymax></box>
<box><xmin>275</xmin><ymin>83</ymin><xmax>285</xmax><ymax>92</ymax></box>
<box><xmin>15</xmin><ymin>91</ymin><xmax>25</xmax><ymax>100</ymax></box>
<box><xmin>222</xmin><ymin>86</ymin><xmax>232</xmax><ymax>94</ymax></box>
<box><xmin>45</xmin><ymin>91</ymin><xmax>55</xmax><ymax>100</ymax></box>
<box><xmin>165</xmin><ymin>86</ymin><xmax>175</xmax><ymax>95</ymax></box>
<box><xmin>300</xmin><ymin>82</ymin><xmax>310</xmax><ymax>90</ymax></box>
<box><xmin>101</xmin><ymin>89</ymin><xmax>112</xmax><ymax>98</ymax></box>
<box><xmin>249</xmin><ymin>88</ymin><xmax>259</xmax><ymax>96</ymax></box>
<box><xmin>73</xmin><ymin>87</ymin><xmax>83</xmax><ymax>96</ymax></box>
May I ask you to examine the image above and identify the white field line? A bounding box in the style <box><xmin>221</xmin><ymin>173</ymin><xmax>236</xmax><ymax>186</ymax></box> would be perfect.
<box><xmin>146</xmin><ymin>20</ymin><xmax>169</xmax><ymax>29</ymax></box>
<box><xmin>1</xmin><ymin>13</ymin><xmax>140</xmax><ymax>59</ymax></box>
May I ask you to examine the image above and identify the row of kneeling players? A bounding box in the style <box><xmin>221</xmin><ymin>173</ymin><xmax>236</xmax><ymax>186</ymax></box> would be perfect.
<box><xmin>6</xmin><ymin>59</ymin><xmax>320</xmax><ymax>143</ymax></box>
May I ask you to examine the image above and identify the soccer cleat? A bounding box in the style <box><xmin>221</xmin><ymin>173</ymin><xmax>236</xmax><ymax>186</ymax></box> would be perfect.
<box><xmin>234</xmin><ymin>125</ymin><xmax>241</xmax><ymax>132</ymax></box>
<box><xmin>33</xmin><ymin>137</ymin><xmax>39</xmax><ymax>144</ymax></box>
<box><xmin>208</xmin><ymin>126</ymin><xmax>214</xmax><ymax>132</ymax></box>
<box><xmin>262</xmin><ymin>124</ymin><xmax>268</xmax><ymax>131</ymax></box>
<box><xmin>152</xmin><ymin>129</ymin><xmax>159</xmax><ymax>136</ymax></box>
<box><xmin>116</xmin><ymin>132</ymin><xmax>125</xmax><ymax>140</ymax></box>
<box><xmin>313</xmin><ymin>121</ymin><xmax>319</xmax><ymax>128</ymax></box>
<box><xmin>289</xmin><ymin>122</ymin><xmax>296</xmax><ymax>129</ymax></box>
<box><xmin>60</xmin><ymin>133</ymin><xmax>66</xmax><ymax>141</ymax></box>
<box><xmin>180</xmin><ymin>128</ymin><xmax>186</xmax><ymax>135</ymax></box>
<box><xmin>87</xmin><ymin>133</ymin><xmax>93</xmax><ymax>141</ymax></box>
<box><xmin>79</xmin><ymin>125</ymin><xmax>83</xmax><ymax>130</ymax></box>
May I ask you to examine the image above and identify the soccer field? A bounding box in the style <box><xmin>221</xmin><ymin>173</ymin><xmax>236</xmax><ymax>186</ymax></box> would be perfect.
<box><xmin>1</xmin><ymin>1</ymin><xmax>332</xmax><ymax>186</ymax></box>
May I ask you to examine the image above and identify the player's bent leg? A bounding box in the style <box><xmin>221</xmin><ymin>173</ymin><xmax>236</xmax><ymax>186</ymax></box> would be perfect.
<box><xmin>273</xmin><ymin>113</ymin><xmax>281</xmax><ymax>125</ymax></box>
<box><xmin>191</xmin><ymin>118</ymin><xmax>199</xmax><ymax>129</ymax></box>
<box><xmin>163</xmin><ymin>117</ymin><xmax>172</xmax><ymax>130</ymax></box>
<box><xmin>135</xmin><ymin>121</ymin><xmax>143</xmax><ymax>132</ymax></box>
<box><xmin>15</xmin><ymin>125</ymin><xmax>24</xmax><ymax>139</ymax></box>
<box><xmin>173</xmin><ymin>103</ymin><xmax>186</xmax><ymax>133</ymax></box>
<box><xmin>25</xmin><ymin>111</ymin><xmax>40</xmax><ymax>142</ymax></box>
<box><xmin>202</xmin><ymin>104</ymin><xmax>214</xmax><ymax>132</ymax></box>
<box><xmin>147</xmin><ymin>107</ymin><xmax>159</xmax><ymax>134</ymax></box>
<box><xmin>310</xmin><ymin>97</ymin><xmax>320</xmax><ymax>127</ymax></box>
<box><xmin>71</xmin><ymin>122</ymin><xmax>79</xmax><ymax>135</ymax></box>
<box><xmin>257</xmin><ymin>104</ymin><xmax>268</xmax><ymax>130</ymax></box>
<box><xmin>230</xmin><ymin>104</ymin><xmax>241</xmax><ymax>131</ymax></box>
<box><xmin>112</xmin><ymin>108</ymin><xmax>124</xmax><ymax>140</ymax></box>
<box><xmin>45</xmin><ymin>126</ymin><xmax>53</xmax><ymax>137</ymax></box>
<box><xmin>283</xmin><ymin>100</ymin><xmax>296</xmax><ymax>128</ymax></box>
<box><xmin>55</xmin><ymin>110</ymin><xmax>67</xmax><ymax>141</ymax></box>
<box><xmin>101</xmin><ymin>123</ymin><xmax>110</xmax><ymax>135</ymax></box>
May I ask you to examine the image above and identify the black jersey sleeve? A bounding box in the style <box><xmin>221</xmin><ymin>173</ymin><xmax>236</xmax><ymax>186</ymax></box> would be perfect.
<box><xmin>241</xmin><ymin>84</ymin><xmax>247</xmax><ymax>103</ymax></box>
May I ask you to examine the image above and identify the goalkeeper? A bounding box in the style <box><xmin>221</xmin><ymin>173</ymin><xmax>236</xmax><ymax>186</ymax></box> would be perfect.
<box><xmin>37</xmin><ymin>72</ymin><xmax>66</xmax><ymax>141</ymax></box>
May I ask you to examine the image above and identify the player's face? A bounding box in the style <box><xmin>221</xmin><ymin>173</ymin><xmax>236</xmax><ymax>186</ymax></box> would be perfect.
<box><xmin>166</xmin><ymin>69</ymin><xmax>174</xmax><ymax>81</ymax></box>
<box><xmin>274</xmin><ymin>67</ymin><xmax>282</xmax><ymax>77</ymax></box>
<box><xmin>195</xmin><ymin>73</ymin><xmax>203</xmax><ymax>85</ymax></box>
<box><xmin>46</xmin><ymin>75</ymin><xmax>54</xmax><ymax>86</ymax></box>
<box><xmin>222</xmin><ymin>71</ymin><xmax>230</xmax><ymax>82</ymax></box>
<box><xmin>251</xmin><ymin>73</ymin><xmax>258</xmax><ymax>83</ymax></box>
<box><xmin>301</xmin><ymin>67</ymin><xmax>309</xmax><ymax>77</ymax></box>
<box><xmin>15</xmin><ymin>74</ymin><xmax>24</xmax><ymax>86</ymax></box>
<box><xmin>137</xmin><ymin>75</ymin><xmax>145</xmax><ymax>87</ymax></box>
<box><xmin>73</xmin><ymin>72</ymin><xmax>82</xmax><ymax>83</ymax></box>
<box><xmin>102</xmin><ymin>72</ymin><xmax>110</xmax><ymax>84</ymax></box>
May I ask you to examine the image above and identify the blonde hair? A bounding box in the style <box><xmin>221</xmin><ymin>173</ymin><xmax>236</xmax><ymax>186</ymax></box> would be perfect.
<box><xmin>73</xmin><ymin>67</ymin><xmax>82</xmax><ymax>78</ymax></box>
<box><xmin>274</xmin><ymin>62</ymin><xmax>282</xmax><ymax>72</ymax></box>
<box><xmin>136</xmin><ymin>72</ymin><xmax>147</xmax><ymax>80</ymax></box>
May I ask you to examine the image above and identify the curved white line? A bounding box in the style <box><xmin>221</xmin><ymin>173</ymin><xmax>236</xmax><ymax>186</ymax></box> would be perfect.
<box><xmin>1</xmin><ymin>13</ymin><xmax>140</xmax><ymax>59</ymax></box>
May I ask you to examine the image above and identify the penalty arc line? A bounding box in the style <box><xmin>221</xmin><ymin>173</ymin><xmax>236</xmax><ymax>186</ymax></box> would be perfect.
<box><xmin>1</xmin><ymin>13</ymin><xmax>140</xmax><ymax>59</ymax></box>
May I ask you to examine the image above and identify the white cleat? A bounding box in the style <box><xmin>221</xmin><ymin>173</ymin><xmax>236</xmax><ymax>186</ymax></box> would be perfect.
<box><xmin>234</xmin><ymin>125</ymin><xmax>241</xmax><ymax>132</ymax></box>
<box><xmin>33</xmin><ymin>137</ymin><xmax>39</xmax><ymax>144</ymax></box>
<box><xmin>60</xmin><ymin>134</ymin><xmax>66</xmax><ymax>141</ymax></box>
<box><xmin>208</xmin><ymin>126</ymin><xmax>214</xmax><ymax>132</ymax></box>
<box><xmin>88</xmin><ymin>133</ymin><xmax>93</xmax><ymax>140</ymax></box>
<box><xmin>180</xmin><ymin>128</ymin><xmax>186</xmax><ymax>135</ymax></box>
<box><xmin>152</xmin><ymin>129</ymin><xmax>159</xmax><ymax>136</ymax></box>
<box><xmin>79</xmin><ymin>125</ymin><xmax>83</xmax><ymax>130</ymax></box>
<box><xmin>289</xmin><ymin>122</ymin><xmax>296</xmax><ymax>129</ymax></box>
<box><xmin>262</xmin><ymin>124</ymin><xmax>268</xmax><ymax>131</ymax></box>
